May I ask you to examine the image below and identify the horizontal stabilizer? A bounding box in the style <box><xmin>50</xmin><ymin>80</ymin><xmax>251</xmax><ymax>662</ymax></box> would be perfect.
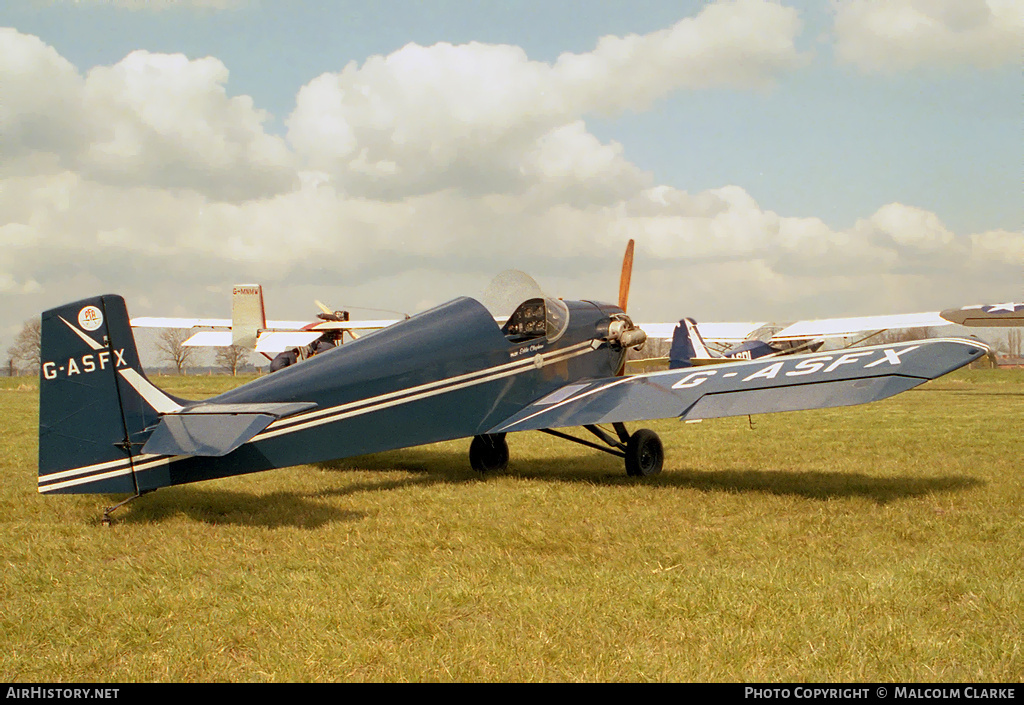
<box><xmin>142</xmin><ymin>402</ymin><xmax>316</xmax><ymax>457</ymax></box>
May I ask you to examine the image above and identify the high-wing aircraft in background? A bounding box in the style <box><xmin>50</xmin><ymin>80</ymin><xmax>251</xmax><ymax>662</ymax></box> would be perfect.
<box><xmin>38</xmin><ymin>240</ymin><xmax>993</xmax><ymax>523</ymax></box>
<box><xmin>130</xmin><ymin>284</ymin><xmax>405</xmax><ymax>370</ymax></box>
<box><xmin>644</xmin><ymin>302</ymin><xmax>1022</xmax><ymax>369</ymax></box>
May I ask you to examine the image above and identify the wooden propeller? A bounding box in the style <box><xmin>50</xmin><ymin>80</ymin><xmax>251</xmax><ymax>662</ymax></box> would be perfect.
<box><xmin>615</xmin><ymin>239</ymin><xmax>636</xmax><ymax>377</ymax></box>
<box><xmin>618</xmin><ymin>239</ymin><xmax>634</xmax><ymax>312</ymax></box>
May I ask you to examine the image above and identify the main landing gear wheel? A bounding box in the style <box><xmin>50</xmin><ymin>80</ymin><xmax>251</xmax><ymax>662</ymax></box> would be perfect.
<box><xmin>625</xmin><ymin>428</ymin><xmax>663</xmax><ymax>477</ymax></box>
<box><xmin>470</xmin><ymin>433</ymin><xmax>509</xmax><ymax>473</ymax></box>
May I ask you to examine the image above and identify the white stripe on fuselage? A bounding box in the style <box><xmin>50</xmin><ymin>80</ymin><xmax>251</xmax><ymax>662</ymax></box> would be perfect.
<box><xmin>256</xmin><ymin>340</ymin><xmax>598</xmax><ymax>439</ymax></box>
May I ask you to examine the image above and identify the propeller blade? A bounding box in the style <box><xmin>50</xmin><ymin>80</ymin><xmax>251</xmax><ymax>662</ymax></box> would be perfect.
<box><xmin>618</xmin><ymin>239</ymin><xmax>634</xmax><ymax>312</ymax></box>
<box><xmin>615</xmin><ymin>239</ymin><xmax>636</xmax><ymax>376</ymax></box>
<box><xmin>315</xmin><ymin>300</ymin><xmax>333</xmax><ymax>315</ymax></box>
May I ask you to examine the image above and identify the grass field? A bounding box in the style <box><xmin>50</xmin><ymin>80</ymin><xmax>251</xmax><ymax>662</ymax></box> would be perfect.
<box><xmin>1</xmin><ymin>370</ymin><xmax>1021</xmax><ymax>682</ymax></box>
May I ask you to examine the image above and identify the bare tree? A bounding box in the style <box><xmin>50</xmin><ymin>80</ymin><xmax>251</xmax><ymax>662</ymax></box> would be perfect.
<box><xmin>215</xmin><ymin>345</ymin><xmax>249</xmax><ymax>376</ymax></box>
<box><xmin>7</xmin><ymin>318</ymin><xmax>42</xmax><ymax>375</ymax></box>
<box><xmin>1008</xmin><ymin>329</ymin><xmax>1022</xmax><ymax>358</ymax></box>
<box><xmin>156</xmin><ymin>328</ymin><xmax>196</xmax><ymax>375</ymax></box>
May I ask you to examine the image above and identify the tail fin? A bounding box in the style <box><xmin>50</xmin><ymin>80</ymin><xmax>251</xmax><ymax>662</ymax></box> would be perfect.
<box><xmin>38</xmin><ymin>295</ymin><xmax>183</xmax><ymax>495</ymax></box>
<box><xmin>231</xmin><ymin>284</ymin><xmax>266</xmax><ymax>349</ymax></box>
<box><xmin>668</xmin><ymin>318</ymin><xmax>715</xmax><ymax>368</ymax></box>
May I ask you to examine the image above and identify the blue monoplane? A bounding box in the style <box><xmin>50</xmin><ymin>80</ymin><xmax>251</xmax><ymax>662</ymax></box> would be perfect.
<box><xmin>37</xmin><ymin>242</ymin><xmax>991</xmax><ymax>523</ymax></box>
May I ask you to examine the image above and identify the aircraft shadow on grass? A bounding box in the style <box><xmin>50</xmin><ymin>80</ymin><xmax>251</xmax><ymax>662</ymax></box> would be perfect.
<box><xmin>314</xmin><ymin>446</ymin><xmax>983</xmax><ymax>505</ymax></box>
<box><xmin>116</xmin><ymin>446</ymin><xmax>982</xmax><ymax>527</ymax></box>
<box><xmin>116</xmin><ymin>488</ymin><xmax>367</xmax><ymax>529</ymax></box>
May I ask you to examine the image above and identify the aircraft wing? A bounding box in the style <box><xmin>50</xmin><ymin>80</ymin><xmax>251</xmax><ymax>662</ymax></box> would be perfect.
<box><xmin>254</xmin><ymin>331</ymin><xmax>323</xmax><ymax>354</ymax></box>
<box><xmin>305</xmin><ymin>318</ymin><xmax>401</xmax><ymax>331</ymax></box>
<box><xmin>183</xmin><ymin>331</ymin><xmax>232</xmax><ymax>347</ymax></box>
<box><xmin>489</xmin><ymin>337</ymin><xmax>987</xmax><ymax>434</ymax></box>
<box><xmin>175</xmin><ymin>328</ymin><xmax>322</xmax><ymax>350</ymax></box>
<box><xmin>695</xmin><ymin>321</ymin><xmax>768</xmax><ymax>344</ymax></box>
<box><xmin>684</xmin><ymin>302</ymin><xmax>1023</xmax><ymax>347</ymax></box>
<box><xmin>262</xmin><ymin>319</ymin><xmax>398</xmax><ymax>330</ymax></box>
<box><xmin>768</xmin><ymin>312</ymin><xmax>949</xmax><ymax>342</ymax></box>
<box><xmin>939</xmin><ymin>302</ymin><xmax>1023</xmax><ymax>327</ymax></box>
<box><xmin>179</xmin><ymin>326</ymin><xmax>396</xmax><ymax>351</ymax></box>
<box><xmin>131</xmin><ymin>317</ymin><xmax>232</xmax><ymax>329</ymax></box>
<box><xmin>130</xmin><ymin>283</ymin><xmax>400</xmax><ymax>353</ymax></box>
<box><xmin>133</xmin><ymin>316</ymin><xmax>397</xmax><ymax>351</ymax></box>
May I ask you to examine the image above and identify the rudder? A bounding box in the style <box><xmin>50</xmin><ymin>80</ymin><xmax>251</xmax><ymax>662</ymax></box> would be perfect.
<box><xmin>231</xmin><ymin>283</ymin><xmax>266</xmax><ymax>349</ymax></box>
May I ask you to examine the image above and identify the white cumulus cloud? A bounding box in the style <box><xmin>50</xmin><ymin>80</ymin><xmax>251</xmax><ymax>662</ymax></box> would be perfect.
<box><xmin>286</xmin><ymin>0</ymin><xmax>805</xmax><ymax>200</ymax></box>
<box><xmin>80</xmin><ymin>50</ymin><xmax>295</xmax><ymax>199</ymax></box>
<box><xmin>0</xmin><ymin>28</ymin><xmax>86</xmax><ymax>164</ymax></box>
<box><xmin>1</xmin><ymin>28</ymin><xmax>295</xmax><ymax>201</ymax></box>
<box><xmin>834</xmin><ymin>0</ymin><xmax>1024</xmax><ymax>71</ymax></box>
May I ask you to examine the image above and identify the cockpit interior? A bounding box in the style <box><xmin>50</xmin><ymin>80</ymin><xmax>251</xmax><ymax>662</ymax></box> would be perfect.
<box><xmin>501</xmin><ymin>298</ymin><xmax>569</xmax><ymax>343</ymax></box>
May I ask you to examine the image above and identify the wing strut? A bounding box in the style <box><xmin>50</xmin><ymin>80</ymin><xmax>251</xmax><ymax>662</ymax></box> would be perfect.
<box><xmin>536</xmin><ymin>424</ymin><xmax>631</xmax><ymax>458</ymax></box>
<box><xmin>530</xmin><ymin>422</ymin><xmax>663</xmax><ymax>476</ymax></box>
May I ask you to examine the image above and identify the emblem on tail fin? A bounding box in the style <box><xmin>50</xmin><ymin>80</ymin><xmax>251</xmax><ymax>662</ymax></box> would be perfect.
<box><xmin>78</xmin><ymin>305</ymin><xmax>104</xmax><ymax>331</ymax></box>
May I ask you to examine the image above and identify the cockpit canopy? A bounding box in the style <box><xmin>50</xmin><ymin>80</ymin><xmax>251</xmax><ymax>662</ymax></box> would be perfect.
<box><xmin>501</xmin><ymin>297</ymin><xmax>569</xmax><ymax>343</ymax></box>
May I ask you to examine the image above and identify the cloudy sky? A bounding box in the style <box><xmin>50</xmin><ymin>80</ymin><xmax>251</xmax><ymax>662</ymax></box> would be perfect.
<box><xmin>2</xmin><ymin>0</ymin><xmax>1021</xmax><ymax>361</ymax></box>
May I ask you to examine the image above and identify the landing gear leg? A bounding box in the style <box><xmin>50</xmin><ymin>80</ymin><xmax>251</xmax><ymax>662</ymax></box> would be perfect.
<box><xmin>470</xmin><ymin>433</ymin><xmax>509</xmax><ymax>473</ymax></box>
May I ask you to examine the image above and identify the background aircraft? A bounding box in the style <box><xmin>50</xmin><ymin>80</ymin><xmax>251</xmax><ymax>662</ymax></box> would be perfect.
<box><xmin>130</xmin><ymin>284</ymin><xmax>405</xmax><ymax>369</ymax></box>
<box><xmin>642</xmin><ymin>302</ymin><xmax>1021</xmax><ymax>369</ymax></box>
<box><xmin>38</xmin><ymin>240</ymin><xmax>991</xmax><ymax>523</ymax></box>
